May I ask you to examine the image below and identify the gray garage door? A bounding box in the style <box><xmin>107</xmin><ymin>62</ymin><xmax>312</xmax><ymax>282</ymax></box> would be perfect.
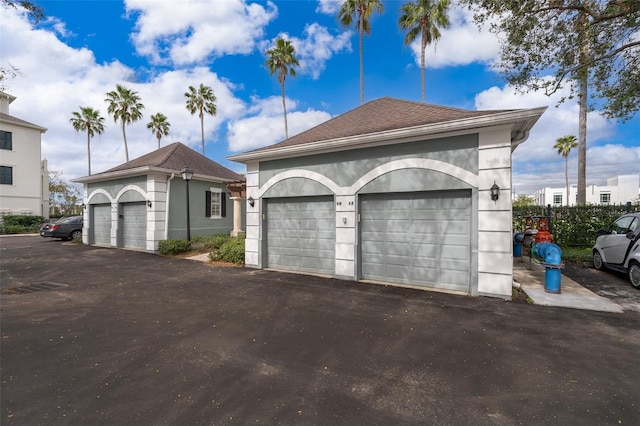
<box><xmin>91</xmin><ymin>204</ymin><xmax>111</xmax><ymax>246</ymax></box>
<box><xmin>266</xmin><ymin>196</ymin><xmax>335</xmax><ymax>275</ymax></box>
<box><xmin>360</xmin><ymin>191</ymin><xmax>471</xmax><ymax>292</ymax></box>
<box><xmin>121</xmin><ymin>202</ymin><xmax>147</xmax><ymax>250</ymax></box>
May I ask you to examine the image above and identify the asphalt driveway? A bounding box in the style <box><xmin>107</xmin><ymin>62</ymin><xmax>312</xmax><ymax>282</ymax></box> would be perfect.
<box><xmin>1</xmin><ymin>236</ymin><xmax>639</xmax><ymax>425</ymax></box>
<box><xmin>563</xmin><ymin>262</ymin><xmax>640</xmax><ymax>312</ymax></box>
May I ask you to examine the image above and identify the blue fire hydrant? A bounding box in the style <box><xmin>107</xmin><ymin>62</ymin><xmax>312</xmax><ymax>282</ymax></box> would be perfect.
<box><xmin>533</xmin><ymin>242</ymin><xmax>564</xmax><ymax>294</ymax></box>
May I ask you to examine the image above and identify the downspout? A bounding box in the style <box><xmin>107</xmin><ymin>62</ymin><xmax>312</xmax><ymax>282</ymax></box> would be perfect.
<box><xmin>164</xmin><ymin>173</ymin><xmax>175</xmax><ymax>240</ymax></box>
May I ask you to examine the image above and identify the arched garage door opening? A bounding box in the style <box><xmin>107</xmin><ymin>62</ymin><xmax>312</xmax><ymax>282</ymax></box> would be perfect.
<box><xmin>118</xmin><ymin>202</ymin><xmax>147</xmax><ymax>250</ymax></box>
<box><xmin>359</xmin><ymin>190</ymin><xmax>471</xmax><ymax>292</ymax></box>
<box><xmin>265</xmin><ymin>196</ymin><xmax>335</xmax><ymax>275</ymax></box>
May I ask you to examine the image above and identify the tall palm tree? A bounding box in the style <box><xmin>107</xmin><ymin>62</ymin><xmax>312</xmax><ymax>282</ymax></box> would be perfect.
<box><xmin>554</xmin><ymin>135</ymin><xmax>578</xmax><ymax>206</ymax></box>
<box><xmin>184</xmin><ymin>83</ymin><xmax>217</xmax><ymax>156</ymax></box>
<box><xmin>69</xmin><ymin>107</ymin><xmax>105</xmax><ymax>176</ymax></box>
<box><xmin>265</xmin><ymin>37</ymin><xmax>300</xmax><ymax>140</ymax></box>
<box><xmin>576</xmin><ymin>10</ymin><xmax>589</xmax><ymax>206</ymax></box>
<box><xmin>399</xmin><ymin>0</ymin><xmax>450</xmax><ymax>103</ymax></box>
<box><xmin>105</xmin><ymin>84</ymin><xmax>144</xmax><ymax>163</ymax></box>
<box><xmin>338</xmin><ymin>0</ymin><xmax>384</xmax><ymax>105</ymax></box>
<box><xmin>147</xmin><ymin>113</ymin><xmax>171</xmax><ymax>150</ymax></box>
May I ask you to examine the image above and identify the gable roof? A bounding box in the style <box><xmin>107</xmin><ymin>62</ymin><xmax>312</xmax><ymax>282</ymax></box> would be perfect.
<box><xmin>0</xmin><ymin>112</ymin><xmax>47</xmax><ymax>132</ymax></box>
<box><xmin>228</xmin><ymin>97</ymin><xmax>546</xmax><ymax>163</ymax></box>
<box><xmin>75</xmin><ymin>142</ymin><xmax>244</xmax><ymax>183</ymax></box>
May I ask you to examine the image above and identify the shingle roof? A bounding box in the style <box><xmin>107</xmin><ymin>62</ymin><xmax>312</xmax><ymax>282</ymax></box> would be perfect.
<box><xmin>0</xmin><ymin>112</ymin><xmax>47</xmax><ymax>132</ymax></box>
<box><xmin>100</xmin><ymin>142</ymin><xmax>244</xmax><ymax>181</ymax></box>
<box><xmin>246</xmin><ymin>97</ymin><xmax>511</xmax><ymax>154</ymax></box>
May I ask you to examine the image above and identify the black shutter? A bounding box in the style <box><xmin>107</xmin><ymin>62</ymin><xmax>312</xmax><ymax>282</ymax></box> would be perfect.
<box><xmin>221</xmin><ymin>193</ymin><xmax>227</xmax><ymax>217</ymax></box>
<box><xmin>205</xmin><ymin>190</ymin><xmax>211</xmax><ymax>217</ymax></box>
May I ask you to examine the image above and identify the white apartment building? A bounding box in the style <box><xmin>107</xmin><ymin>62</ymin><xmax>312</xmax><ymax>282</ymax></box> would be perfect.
<box><xmin>533</xmin><ymin>174</ymin><xmax>640</xmax><ymax>206</ymax></box>
<box><xmin>0</xmin><ymin>91</ymin><xmax>49</xmax><ymax>217</ymax></box>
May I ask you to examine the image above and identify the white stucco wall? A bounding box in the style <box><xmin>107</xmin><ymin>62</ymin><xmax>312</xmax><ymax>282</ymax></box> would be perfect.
<box><xmin>477</xmin><ymin>127</ymin><xmax>513</xmax><ymax>298</ymax></box>
<box><xmin>0</xmin><ymin>121</ymin><xmax>46</xmax><ymax>216</ymax></box>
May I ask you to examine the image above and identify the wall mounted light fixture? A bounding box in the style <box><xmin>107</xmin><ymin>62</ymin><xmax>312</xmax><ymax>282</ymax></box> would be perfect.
<box><xmin>491</xmin><ymin>182</ymin><xmax>500</xmax><ymax>201</ymax></box>
<box><xmin>147</xmin><ymin>200</ymin><xmax>152</xmax><ymax>208</ymax></box>
<box><xmin>248</xmin><ymin>196</ymin><xmax>255</xmax><ymax>207</ymax></box>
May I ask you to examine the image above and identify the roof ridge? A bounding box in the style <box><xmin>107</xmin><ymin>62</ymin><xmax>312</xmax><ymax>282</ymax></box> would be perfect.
<box><xmin>154</xmin><ymin>142</ymin><xmax>181</xmax><ymax>168</ymax></box>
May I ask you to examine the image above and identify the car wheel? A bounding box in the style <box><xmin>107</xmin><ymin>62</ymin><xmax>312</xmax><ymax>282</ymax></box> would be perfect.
<box><xmin>629</xmin><ymin>262</ymin><xmax>640</xmax><ymax>289</ymax></box>
<box><xmin>70</xmin><ymin>230</ymin><xmax>82</xmax><ymax>240</ymax></box>
<box><xmin>593</xmin><ymin>250</ymin><xmax>605</xmax><ymax>271</ymax></box>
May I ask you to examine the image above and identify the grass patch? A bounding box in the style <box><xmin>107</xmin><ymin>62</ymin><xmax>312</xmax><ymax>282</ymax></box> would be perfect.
<box><xmin>512</xmin><ymin>287</ymin><xmax>534</xmax><ymax>304</ymax></box>
<box><xmin>559</xmin><ymin>246</ymin><xmax>592</xmax><ymax>263</ymax></box>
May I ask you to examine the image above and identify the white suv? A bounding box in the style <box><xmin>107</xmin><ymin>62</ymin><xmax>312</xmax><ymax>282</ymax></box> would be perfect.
<box><xmin>593</xmin><ymin>213</ymin><xmax>640</xmax><ymax>289</ymax></box>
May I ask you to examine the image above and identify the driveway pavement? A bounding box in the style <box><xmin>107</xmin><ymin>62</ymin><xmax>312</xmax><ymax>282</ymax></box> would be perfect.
<box><xmin>1</xmin><ymin>236</ymin><xmax>640</xmax><ymax>425</ymax></box>
<box><xmin>562</xmin><ymin>262</ymin><xmax>640</xmax><ymax>313</ymax></box>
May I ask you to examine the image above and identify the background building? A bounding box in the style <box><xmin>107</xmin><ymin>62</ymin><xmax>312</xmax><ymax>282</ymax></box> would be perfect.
<box><xmin>533</xmin><ymin>174</ymin><xmax>640</xmax><ymax>206</ymax></box>
<box><xmin>0</xmin><ymin>91</ymin><xmax>49</xmax><ymax>218</ymax></box>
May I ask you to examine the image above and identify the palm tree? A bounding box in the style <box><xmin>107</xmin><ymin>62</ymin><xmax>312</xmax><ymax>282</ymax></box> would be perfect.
<box><xmin>554</xmin><ymin>135</ymin><xmax>578</xmax><ymax>206</ymax></box>
<box><xmin>105</xmin><ymin>84</ymin><xmax>144</xmax><ymax>163</ymax></box>
<box><xmin>147</xmin><ymin>113</ymin><xmax>171</xmax><ymax>150</ymax></box>
<box><xmin>265</xmin><ymin>37</ymin><xmax>300</xmax><ymax>140</ymax></box>
<box><xmin>69</xmin><ymin>107</ymin><xmax>105</xmax><ymax>176</ymax></box>
<box><xmin>399</xmin><ymin>0</ymin><xmax>450</xmax><ymax>103</ymax></box>
<box><xmin>184</xmin><ymin>83</ymin><xmax>217</xmax><ymax>156</ymax></box>
<box><xmin>338</xmin><ymin>0</ymin><xmax>384</xmax><ymax>105</ymax></box>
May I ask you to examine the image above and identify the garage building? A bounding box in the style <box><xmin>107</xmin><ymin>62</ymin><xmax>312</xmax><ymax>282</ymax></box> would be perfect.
<box><xmin>228</xmin><ymin>98</ymin><xmax>546</xmax><ymax>299</ymax></box>
<box><xmin>74</xmin><ymin>142</ymin><xmax>245</xmax><ymax>252</ymax></box>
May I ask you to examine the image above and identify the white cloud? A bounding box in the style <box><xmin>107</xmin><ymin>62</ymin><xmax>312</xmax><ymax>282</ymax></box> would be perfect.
<box><xmin>408</xmin><ymin>5</ymin><xmax>500</xmax><ymax>69</ymax></box>
<box><xmin>473</xmin><ymin>81</ymin><xmax>640</xmax><ymax>195</ymax></box>
<box><xmin>0</xmin><ymin>6</ymin><xmax>246</xmax><ymax>180</ymax></box>
<box><xmin>227</xmin><ymin>96</ymin><xmax>331</xmax><ymax>152</ymax></box>
<box><xmin>316</xmin><ymin>0</ymin><xmax>344</xmax><ymax>15</ymax></box>
<box><xmin>263</xmin><ymin>24</ymin><xmax>352</xmax><ymax>80</ymax></box>
<box><xmin>126</xmin><ymin>0</ymin><xmax>278</xmax><ymax>65</ymax></box>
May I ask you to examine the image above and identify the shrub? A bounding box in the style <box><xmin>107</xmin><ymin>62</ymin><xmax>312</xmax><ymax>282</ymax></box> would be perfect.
<box><xmin>1</xmin><ymin>215</ymin><xmax>45</xmax><ymax>233</ymax></box>
<box><xmin>209</xmin><ymin>235</ymin><xmax>245</xmax><ymax>264</ymax></box>
<box><xmin>191</xmin><ymin>234</ymin><xmax>230</xmax><ymax>251</ymax></box>
<box><xmin>158</xmin><ymin>239</ymin><xmax>190</xmax><ymax>255</ymax></box>
<box><xmin>4</xmin><ymin>225</ymin><xmax>27</xmax><ymax>234</ymax></box>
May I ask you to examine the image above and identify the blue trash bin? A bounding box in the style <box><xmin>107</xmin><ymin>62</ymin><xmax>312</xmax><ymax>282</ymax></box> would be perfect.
<box><xmin>513</xmin><ymin>232</ymin><xmax>524</xmax><ymax>257</ymax></box>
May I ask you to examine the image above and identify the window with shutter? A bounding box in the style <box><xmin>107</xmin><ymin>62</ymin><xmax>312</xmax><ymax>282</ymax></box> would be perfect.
<box><xmin>206</xmin><ymin>188</ymin><xmax>226</xmax><ymax>219</ymax></box>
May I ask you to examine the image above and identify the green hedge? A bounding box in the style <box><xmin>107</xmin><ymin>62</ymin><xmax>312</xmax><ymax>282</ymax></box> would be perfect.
<box><xmin>210</xmin><ymin>236</ymin><xmax>245</xmax><ymax>265</ymax></box>
<box><xmin>159</xmin><ymin>234</ymin><xmax>246</xmax><ymax>264</ymax></box>
<box><xmin>158</xmin><ymin>239</ymin><xmax>190</xmax><ymax>255</ymax></box>
<box><xmin>513</xmin><ymin>204</ymin><xmax>639</xmax><ymax>247</ymax></box>
<box><xmin>0</xmin><ymin>215</ymin><xmax>45</xmax><ymax>234</ymax></box>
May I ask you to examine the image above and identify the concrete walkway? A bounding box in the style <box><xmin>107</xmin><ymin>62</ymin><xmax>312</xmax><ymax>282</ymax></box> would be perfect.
<box><xmin>513</xmin><ymin>256</ymin><xmax>623</xmax><ymax>313</ymax></box>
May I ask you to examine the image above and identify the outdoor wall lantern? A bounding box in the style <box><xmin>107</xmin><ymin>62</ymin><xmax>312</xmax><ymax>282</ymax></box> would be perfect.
<box><xmin>248</xmin><ymin>196</ymin><xmax>255</xmax><ymax>207</ymax></box>
<box><xmin>147</xmin><ymin>200</ymin><xmax>152</xmax><ymax>208</ymax></box>
<box><xmin>181</xmin><ymin>167</ymin><xmax>193</xmax><ymax>241</ymax></box>
<box><xmin>491</xmin><ymin>182</ymin><xmax>500</xmax><ymax>201</ymax></box>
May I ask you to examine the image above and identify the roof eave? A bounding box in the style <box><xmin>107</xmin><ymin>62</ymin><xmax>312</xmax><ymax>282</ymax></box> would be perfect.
<box><xmin>228</xmin><ymin>107</ymin><xmax>547</xmax><ymax>164</ymax></box>
<box><xmin>0</xmin><ymin>116</ymin><xmax>48</xmax><ymax>133</ymax></box>
<box><xmin>72</xmin><ymin>166</ymin><xmax>241</xmax><ymax>184</ymax></box>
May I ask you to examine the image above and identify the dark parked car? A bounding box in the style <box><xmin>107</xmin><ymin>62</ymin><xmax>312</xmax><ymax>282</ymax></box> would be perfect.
<box><xmin>39</xmin><ymin>216</ymin><xmax>83</xmax><ymax>240</ymax></box>
<box><xmin>593</xmin><ymin>212</ymin><xmax>640</xmax><ymax>289</ymax></box>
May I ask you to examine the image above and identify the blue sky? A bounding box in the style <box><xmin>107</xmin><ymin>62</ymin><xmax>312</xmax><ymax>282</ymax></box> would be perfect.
<box><xmin>1</xmin><ymin>0</ymin><xmax>638</xmax><ymax>195</ymax></box>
